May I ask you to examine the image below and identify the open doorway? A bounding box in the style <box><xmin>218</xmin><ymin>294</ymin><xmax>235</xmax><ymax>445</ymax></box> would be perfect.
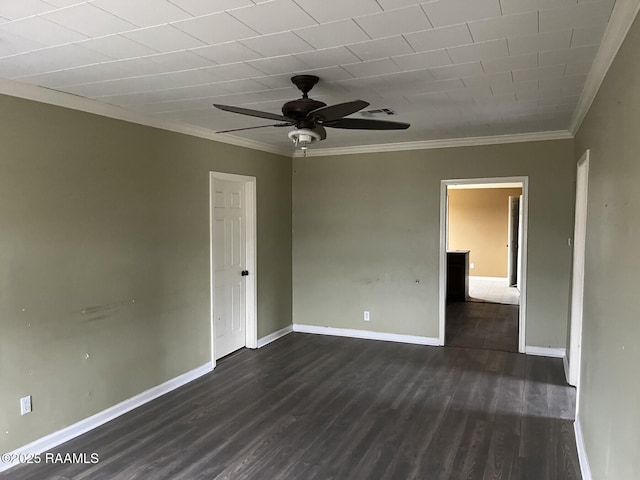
<box><xmin>439</xmin><ymin>178</ymin><xmax>528</xmax><ymax>353</ymax></box>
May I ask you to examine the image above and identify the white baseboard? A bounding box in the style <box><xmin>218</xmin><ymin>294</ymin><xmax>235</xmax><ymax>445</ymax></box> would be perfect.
<box><xmin>292</xmin><ymin>324</ymin><xmax>439</xmax><ymax>346</ymax></box>
<box><xmin>469</xmin><ymin>276</ymin><xmax>508</xmax><ymax>281</ymax></box>
<box><xmin>524</xmin><ymin>346</ymin><xmax>566</xmax><ymax>358</ymax></box>
<box><xmin>574</xmin><ymin>417</ymin><xmax>592</xmax><ymax>480</ymax></box>
<box><xmin>0</xmin><ymin>363</ymin><xmax>213</xmax><ymax>473</ymax></box>
<box><xmin>563</xmin><ymin>354</ymin><xmax>571</xmax><ymax>384</ymax></box>
<box><xmin>257</xmin><ymin>325</ymin><xmax>293</xmax><ymax>348</ymax></box>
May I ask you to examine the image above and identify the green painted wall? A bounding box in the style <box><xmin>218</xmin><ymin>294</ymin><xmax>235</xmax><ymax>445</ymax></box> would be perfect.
<box><xmin>574</xmin><ymin>12</ymin><xmax>640</xmax><ymax>479</ymax></box>
<box><xmin>293</xmin><ymin>140</ymin><xmax>574</xmax><ymax>345</ymax></box>
<box><xmin>0</xmin><ymin>94</ymin><xmax>292</xmax><ymax>453</ymax></box>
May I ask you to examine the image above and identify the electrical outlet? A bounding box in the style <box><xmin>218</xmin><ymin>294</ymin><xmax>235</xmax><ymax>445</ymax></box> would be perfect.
<box><xmin>20</xmin><ymin>396</ymin><xmax>31</xmax><ymax>416</ymax></box>
<box><xmin>364</xmin><ymin>311</ymin><xmax>370</xmax><ymax>321</ymax></box>
<box><xmin>470</xmin><ymin>263</ymin><xmax>475</xmax><ymax>269</ymax></box>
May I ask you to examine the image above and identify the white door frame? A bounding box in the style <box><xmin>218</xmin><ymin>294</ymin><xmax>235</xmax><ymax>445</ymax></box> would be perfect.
<box><xmin>439</xmin><ymin>176</ymin><xmax>529</xmax><ymax>352</ymax></box>
<box><xmin>209</xmin><ymin>172</ymin><xmax>257</xmax><ymax>368</ymax></box>
<box><xmin>568</xmin><ymin>150</ymin><xmax>590</xmax><ymax>391</ymax></box>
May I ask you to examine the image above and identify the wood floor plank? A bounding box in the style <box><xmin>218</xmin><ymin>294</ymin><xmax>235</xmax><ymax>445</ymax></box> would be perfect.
<box><xmin>446</xmin><ymin>301</ymin><xmax>519</xmax><ymax>353</ymax></box>
<box><xmin>2</xmin><ymin>328</ymin><xmax>580</xmax><ymax>480</ymax></box>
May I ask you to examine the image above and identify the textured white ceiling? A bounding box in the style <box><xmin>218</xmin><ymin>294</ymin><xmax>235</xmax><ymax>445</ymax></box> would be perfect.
<box><xmin>0</xmin><ymin>0</ymin><xmax>616</xmax><ymax>151</ymax></box>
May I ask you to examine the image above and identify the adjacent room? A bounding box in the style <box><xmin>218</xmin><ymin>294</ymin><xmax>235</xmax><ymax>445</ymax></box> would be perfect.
<box><xmin>1</xmin><ymin>1</ymin><xmax>639</xmax><ymax>479</ymax></box>
<box><xmin>445</xmin><ymin>182</ymin><xmax>523</xmax><ymax>353</ymax></box>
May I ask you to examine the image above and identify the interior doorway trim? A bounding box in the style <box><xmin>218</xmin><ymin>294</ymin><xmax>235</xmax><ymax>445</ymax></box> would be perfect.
<box><xmin>569</xmin><ymin>150</ymin><xmax>590</xmax><ymax>395</ymax></box>
<box><xmin>209</xmin><ymin>172</ymin><xmax>258</xmax><ymax>368</ymax></box>
<box><xmin>439</xmin><ymin>176</ymin><xmax>529</xmax><ymax>352</ymax></box>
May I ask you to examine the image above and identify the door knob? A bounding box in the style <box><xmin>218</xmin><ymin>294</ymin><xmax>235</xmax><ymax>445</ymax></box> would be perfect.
<box><xmin>241</xmin><ymin>270</ymin><xmax>249</xmax><ymax>276</ymax></box>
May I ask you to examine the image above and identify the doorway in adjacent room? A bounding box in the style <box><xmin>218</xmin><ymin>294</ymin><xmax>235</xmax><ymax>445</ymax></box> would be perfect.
<box><xmin>442</xmin><ymin>180</ymin><xmax>526</xmax><ymax>353</ymax></box>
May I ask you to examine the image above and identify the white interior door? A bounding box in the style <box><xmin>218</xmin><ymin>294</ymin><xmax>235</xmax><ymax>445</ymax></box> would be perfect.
<box><xmin>569</xmin><ymin>151</ymin><xmax>590</xmax><ymax>387</ymax></box>
<box><xmin>507</xmin><ymin>196</ymin><xmax>520</xmax><ymax>287</ymax></box>
<box><xmin>213</xmin><ymin>178</ymin><xmax>247</xmax><ymax>360</ymax></box>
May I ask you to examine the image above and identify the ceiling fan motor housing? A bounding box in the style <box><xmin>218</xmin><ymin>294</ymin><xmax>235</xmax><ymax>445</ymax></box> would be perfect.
<box><xmin>282</xmin><ymin>98</ymin><xmax>326</xmax><ymax>126</ymax></box>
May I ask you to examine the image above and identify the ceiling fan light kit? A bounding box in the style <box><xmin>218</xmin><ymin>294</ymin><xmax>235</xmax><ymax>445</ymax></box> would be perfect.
<box><xmin>288</xmin><ymin>128</ymin><xmax>321</xmax><ymax>153</ymax></box>
<box><xmin>214</xmin><ymin>75</ymin><xmax>410</xmax><ymax>152</ymax></box>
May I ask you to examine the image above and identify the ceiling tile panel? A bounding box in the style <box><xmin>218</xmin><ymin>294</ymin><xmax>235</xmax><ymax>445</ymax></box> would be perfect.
<box><xmin>77</xmin><ymin>35</ymin><xmax>159</xmax><ymax>60</ymax></box>
<box><xmin>507</xmin><ymin>30</ymin><xmax>572</xmax><ymax>56</ymax></box>
<box><xmin>228</xmin><ymin>0</ymin><xmax>317</xmax><ymax>35</ymax></box>
<box><xmin>500</xmin><ymin>0</ymin><xmax>577</xmax><ymax>15</ymax></box>
<box><xmin>492</xmin><ymin>79</ymin><xmax>538</xmax><ymax>95</ymax></box>
<box><xmin>482</xmin><ymin>52</ymin><xmax>538</xmax><ymax>73</ymax></box>
<box><xmin>539</xmin><ymin>74</ymin><xmax>587</xmax><ymax>90</ymax></box>
<box><xmin>452</xmin><ymin>86</ymin><xmax>494</xmax><ymax>100</ymax></box>
<box><xmin>423</xmin><ymin>0</ymin><xmax>502</xmax><ymax>27</ymax></box>
<box><xmin>192</xmin><ymin>42</ymin><xmax>263</xmax><ymax>64</ymax></box>
<box><xmin>293</xmin><ymin>0</ymin><xmax>382</xmax><ymax>23</ymax></box>
<box><xmin>62</xmin><ymin>76</ymin><xmax>174</xmax><ymax>98</ymax></box>
<box><xmin>43</xmin><ymin>0</ymin><xmax>97</xmax><ymax>7</ymax></box>
<box><xmin>239</xmin><ymin>32</ymin><xmax>314</xmax><ymax>57</ymax></box>
<box><xmin>411</xmin><ymin>78</ymin><xmax>466</xmax><ymax>94</ymax></box>
<box><xmin>293</xmin><ymin>47</ymin><xmax>361</xmax><ymax>69</ymax></box>
<box><xmin>0</xmin><ymin>30</ymin><xmax>45</xmax><ymax>57</ymax></box>
<box><xmin>354</xmin><ymin>6</ymin><xmax>432</xmax><ymax>38</ymax></box>
<box><xmin>512</xmin><ymin>64</ymin><xmax>566</xmax><ymax>82</ymax></box>
<box><xmin>0</xmin><ymin>0</ymin><xmax>56</xmax><ymax>20</ymax></box>
<box><xmin>123</xmin><ymin>25</ymin><xmax>206</xmax><ymax>52</ymax></box>
<box><xmin>168</xmin><ymin>0</ymin><xmax>254</xmax><ymax>16</ymax></box>
<box><xmin>429</xmin><ymin>61</ymin><xmax>484</xmax><ymax>80</ymax></box>
<box><xmin>204</xmin><ymin>62</ymin><xmax>266</xmax><ymax>80</ymax></box>
<box><xmin>376</xmin><ymin>0</ymin><xmax>426</xmax><ymax>10</ymax></box>
<box><xmin>564</xmin><ymin>61</ymin><xmax>593</xmax><ymax>76</ymax></box>
<box><xmin>173</xmin><ymin>12</ymin><xmax>258</xmax><ymax>44</ymax></box>
<box><xmin>468</xmin><ymin>12</ymin><xmax>539</xmax><ymax>43</ymax></box>
<box><xmin>0</xmin><ymin>44</ymin><xmax>111</xmax><ymax>78</ymax></box>
<box><xmin>247</xmin><ymin>55</ymin><xmax>311</xmax><ymax>75</ymax></box>
<box><xmin>539</xmin><ymin>1</ymin><xmax>614</xmax><ymax>33</ymax></box>
<box><xmin>294</xmin><ymin>19</ymin><xmax>370</xmax><ymax>49</ymax></box>
<box><xmin>540</xmin><ymin>45</ymin><xmax>597</xmax><ymax>66</ymax></box>
<box><xmin>404</xmin><ymin>24</ymin><xmax>473</xmax><ymax>52</ymax></box>
<box><xmin>91</xmin><ymin>0</ymin><xmax>192</xmax><ymax>27</ymax></box>
<box><xmin>159</xmin><ymin>69</ymin><xmax>220</xmax><ymax>87</ymax></box>
<box><xmin>462</xmin><ymin>71</ymin><xmax>513</xmax><ymax>90</ymax></box>
<box><xmin>301</xmin><ymin>66</ymin><xmax>355</xmax><ymax>82</ymax></box>
<box><xmin>250</xmin><ymin>73</ymin><xmax>297</xmax><ymax>89</ymax></box>
<box><xmin>404</xmin><ymin>91</ymin><xmax>451</xmax><ymax>107</ymax></box>
<box><xmin>341</xmin><ymin>58</ymin><xmax>402</xmax><ymax>78</ymax></box>
<box><xmin>346</xmin><ymin>36</ymin><xmax>414</xmax><ymax>61</ymax></box>
<box><xmin>571</xmin><ymin>25</ymin><xmax>607</xmax><ymax>47</ymax></box>
<box><xmin>392</xmin><ymin>49</ymin><xmax>452</xmax><ymax>71</ymax></box>
<box><xmin>0</xmin><ymin>16</ymin><xmax>88</xmax><ymax>46</ymax></box>
<box><xmin>146</xmin><ymin>51</ymin><xmax>216</xmax><ymax>72</ymax></box>
<box><xmin>16</xmin><ymin>59</ymin><xmax>156</xmax><ymax>87</ymax></box>
<box><xmin>447</xmin><ymin>39</ymin><xmax>509</xmax><ymax>63</ymax></box>
<box><xmin>42</xmin><ymin>3</ymin><xmax>137</xmax><ymax>37</ymax></box>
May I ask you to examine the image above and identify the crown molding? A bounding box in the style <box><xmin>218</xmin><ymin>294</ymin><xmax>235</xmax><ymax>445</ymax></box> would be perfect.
<box><xmin>0</xmin><ymin>78</ymin><xmax>291</xmax><ymax>157</ymax></box>
<box><xmin>292</xmin><ymin>130</ymin><xmax>573</xmax><ymax>157</ymax></box>
<box><xmin>570</xmin><ymin>0</ymin><xmax>640</xmax><ymax>135</ymax></box>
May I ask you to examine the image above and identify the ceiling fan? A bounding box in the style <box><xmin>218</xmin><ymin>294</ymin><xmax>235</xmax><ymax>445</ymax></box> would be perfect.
<box><xmin>213</xmin><ymin>75</ymin><xmax>410</xmax><ymax>152</ymax></box>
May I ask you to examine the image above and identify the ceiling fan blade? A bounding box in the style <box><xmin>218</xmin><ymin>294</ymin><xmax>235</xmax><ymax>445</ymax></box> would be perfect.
<box><xmin>214</xmin><ymin>104</ymin><xmax>289</xmax><ymax>122</ymax></box>
<box><xmin>216</xmin><ymin>123</ymin><xmax>292</xmax><ymax>134</ymax></box>
<box><xmin>326</xmin><ymin>118</ymin><xmax>410</xmax><ymax>130</ymax></box>
<box><xmin>308</xmin><ymin>100</ymin><xmax>370</xmax><ymax>122</ymax></box>
<box><xmin>312</xmin><ymin>125</ymin><xmax>327</xmax><ymax>140</ymax></box>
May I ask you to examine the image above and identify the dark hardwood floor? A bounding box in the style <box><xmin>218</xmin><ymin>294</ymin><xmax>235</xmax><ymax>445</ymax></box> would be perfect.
<box><xmin>2</xmin><ymin>333</ymin><xmax>580</xmax><ymax>480</ymax></box>
<box><xmin>446</xmin><ymin>300</ymin><xmax>519</xmax><ymax>353</ymax></box>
